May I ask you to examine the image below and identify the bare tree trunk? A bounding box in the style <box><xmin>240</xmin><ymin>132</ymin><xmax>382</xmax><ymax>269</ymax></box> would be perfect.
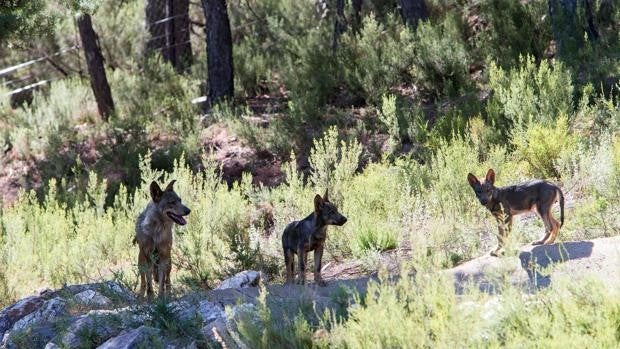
<box><xmin>399</xmin><ymin>0</ymin><xmax>428</xmax><ymax>29</ymax></box>
<box><xmin>582</xmin><ymin>0</ymin><xmax>599</xmax><ymax>40</ymax></box>
<box><xmin>145</xmin><ymin>0</ymin><xmax>168</xmax><ymax>56</ymax></box>
<box><xmin>332</xmin><ymin>0</ymin><xmax>346</xmax><ymax>52</ymax></box>
<box><xmin>146</xmin><ymin>0</ymin><xmax>192</xmax><ymax>72</ymax></box>
<box><xmin>351</xmin><ymin>0</ymin><xmax>363</xmax><ymax>32</ymax></box>
<box><xmin>172</xmin><ymin>0</ymin><xmax>193</xmax><ymax>72</ymax></box>
<box><xmin>549</xmin><ymin>0</ymin><xmax>598</xmax><ymax>56</ymax></box>
<box><xmin>202</xmin><ymin>0</ymin><xmax>234</xmax><ymax>108</ymax></box>
<box><xmin>77</xmin><ymin>13</ymin><xmax>114</xmax><ymax>121</ymax></box>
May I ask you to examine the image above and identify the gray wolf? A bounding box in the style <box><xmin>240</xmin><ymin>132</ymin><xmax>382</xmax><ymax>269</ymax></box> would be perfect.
<box><xmin>282</xmin><ymin>190</ymin><xmax>347</xmax><ymax>286</ymax></box>
<box><xmin>134</xmin><ymin>180</ymin><xmax>190</xmax><ymax>298</ymax></box>
<box><xmin>467</xmin><ymin>169</ymin><xmax>564</xmax><ymax>256</ymax></box>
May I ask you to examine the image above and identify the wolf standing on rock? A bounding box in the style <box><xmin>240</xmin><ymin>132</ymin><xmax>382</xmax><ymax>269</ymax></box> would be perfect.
<box><xmin>134</xmin><ymin>180</ymin><xmax>191</xmax><ymax>298</ymax></box>
<box><xmin>467</xmin><ymin>169</ymin><xmax>565</xmax><ymax>257</ymax></box>
<box><xmin>282</xmin><ymin>190</ymin><xmax>348</xmax><ymax>286</ymax></box>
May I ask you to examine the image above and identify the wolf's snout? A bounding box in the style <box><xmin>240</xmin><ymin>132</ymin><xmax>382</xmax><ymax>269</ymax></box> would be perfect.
<box><xmin>338</xmin><ymin>215</ymin><xmax>348</xmax><ymax>226</ymax></box>
<box><xmin>184</xmin><ymin>207</ymin><xmax>191</xmax><ymax>216</ymax></box>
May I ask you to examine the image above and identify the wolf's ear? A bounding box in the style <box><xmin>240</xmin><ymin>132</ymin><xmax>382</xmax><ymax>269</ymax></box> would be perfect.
<box><xmin>150</xmin><ymin>181</ymin><xmax>163</xmax><ymax>202</ymax></box>
<box><xmin>164</xmin><ymin>179</ymin><xmax>176</xmax><ymax>192</ymax></box>
<box><xmin>485</xmin><ymin>169</ymin><xmax>495</xmax><ymax>185</ymax></box>
<box><xmin>323</xmin><ymin>188</ymin><xmax>329</xmax><ymax>202</ymax></box>
<box><xmin>314</xmin><ymin>194</ymin><xmax>324</xmax><ymax>212</ymax></box>
<box><xmin>467</xmin><ymin>173</ymin><xmax>479</xmax><ymax>187</ymax></box>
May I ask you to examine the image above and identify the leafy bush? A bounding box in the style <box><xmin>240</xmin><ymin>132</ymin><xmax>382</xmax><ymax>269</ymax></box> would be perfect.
<box><xmin>512</xmin><ymin>115</ymin><xmax>577</xmax><ymax>178</ymax></box>
<box><xmin>410</xmin><ymin>14</ymin><xmax>471</xmax><ymax>100</ymax></box>
<box><xmin>339</xmin><ymin>15</ymin><xmax>415</xmax><ymax>104</ymax></box>
<box><xmin>474</xmin><ymin>0</ymin><xmax>551</xmax><ymax>67</ymax></box>
<box><xmin>487</xmin><ymin>55</ymin><xmax>574</xmax><ymax>130</ymax></box>
<box><xmin>309</xmin><ymin>126</ymin><xmax>362</xmax><ymax>204</ymax></box>
<box><xmin>288</xmin><ymin>31</ymin><xmax>337</xmax><ymax>116</ymax></box>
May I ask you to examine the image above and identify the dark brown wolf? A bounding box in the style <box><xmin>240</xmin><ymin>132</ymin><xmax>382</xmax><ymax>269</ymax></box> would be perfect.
<box><xmin>467</xmin><ymin>169</ymin><xmax>564</xmax><ymax>256</ymax></box>
<box><xmin>134</xmin><ymin>180</ymin><xmax>190</xmax><ymax>298</ymax></box>
<box><xmin>282</xmin><ymin>190</ymin><xmax>347</xmax><ymax>286</ymax></box>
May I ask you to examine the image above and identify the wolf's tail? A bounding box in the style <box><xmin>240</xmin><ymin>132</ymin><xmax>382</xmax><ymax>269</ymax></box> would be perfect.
<box><xmin>557</xmin><ymin>188</ymin><xmax>565</xmax><ymax>227</ymax></box>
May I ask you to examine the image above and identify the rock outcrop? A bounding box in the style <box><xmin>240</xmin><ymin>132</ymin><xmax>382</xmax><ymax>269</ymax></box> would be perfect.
<box><xmin>448</xmin><ymin>236</ymin><xmax>620</xmax><ymax>293</ymax></box>
<box><xmin>2</xmin><ymin>237</ymin><xmax>619</xmax><ymax>348</ymax></box>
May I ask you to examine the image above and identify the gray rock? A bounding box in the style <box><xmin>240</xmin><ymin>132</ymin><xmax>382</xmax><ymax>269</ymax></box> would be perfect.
<box><xmin>197</xmin><ymin>301</ymin><xmax>225</xmax><ymax>324</ymax></box>
<box><xmin>216</xmin><ymin>271</ymin><xmax>264</xmax><ymax>290</ymax></box>
<box><xmin>0</xmin><ymin>295</ymin><xmax>46</xmax><ymax>336</ymax></box>
<box><xmin>62</xmin><ymin>281</ymin><xmax>135</xmax><ymax>303</ymax></box>
<box><xmin>74</xmin><ymin>290</ymin><xmax>112</xmax><ymax>308</ymax></box>
<box><xmin>61</xmin><ymin>312</ymin><xmax>124</xmax><ymax>349</ymax></box>
<box><xmin>203</xmin><ymin>319</ymin><xmax>238</xmax><ymax>349</ymax></box>
<box><xmin>97</xmin><ymin>326</ymin><xmax>160</xmax><ymax>349</ymax></box>
<box><xmin>10</xmin><ymin>297</ymin><xmax>67</xmax><ymax>333</ymax></box>
<box><xmin>167</xmin><ymin>300</ymin><xmax>195</xmax><ymax>323</ymax></box>
<box><xmin>224</xmin><ymin>302</ymin><xmax>259</xmax><ymax>349</ymax></box>
<box><xmin>2</xmin><ymin>323</ymin><xmax>57</xmax><ymax>349</ymax></box>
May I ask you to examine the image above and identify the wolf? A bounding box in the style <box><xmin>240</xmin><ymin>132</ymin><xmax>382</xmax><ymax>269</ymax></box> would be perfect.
<box><xmin>467</xmin><ymin>169</ymin><xmax>565</xmax><ymax>256</ymax></box>
<box><xmin>282</xmin><ymin>190</ymin><xmax>347</xmax><ymax>286</ymax></box>
<box><xmin>134</xmin><ymin>180</ymin><xmax>190</xmax><ymax>298</ymax></box>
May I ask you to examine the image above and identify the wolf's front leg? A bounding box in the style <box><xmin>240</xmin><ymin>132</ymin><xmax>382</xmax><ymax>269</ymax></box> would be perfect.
<box><xmin>492</xmin><ymin>215</ymin><xmax>512</xmax><ymax>257</ymax></box>
<box><xmin>138</xmin><ymin>250</ymin><xmax>149</xmax><ymax>299</ymax></box>
<box><xmin>157</xmin><ymin>250</ymin><xmax>171</xmax><ymax>297</ymax></box>
<box><xmin>297</xmin><ymin>247</ymin><xmax>307</xmax><ymax>285</ymax></box>
<box><xmin>284</xmin><ymin>249</ymin><xmax>295</xmax><ymax>284</ymax></box>
<box><xmin>314</xmin><ymin>246</ymin><xmax>327</xmax><ymax>287</ymax></box>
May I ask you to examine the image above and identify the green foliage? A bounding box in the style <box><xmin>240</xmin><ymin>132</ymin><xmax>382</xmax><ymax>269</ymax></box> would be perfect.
<box><xmin>474</xmin><ymin>0</ymin><xmax>551</xmax><ymax>67</ymax></box>
<box><xmin>309</xmin><ymin>126</ymin><xmax>362</xmax><ymax>203</ymax></box>
<box><xmin>233</xmin><ymin>286</ymin><xmax>315</xmax><ymax>349</ymax></box>
<box><xmin>339</xmin><ymin>15</ymin><xmax>415</xmax><ymax>104</ymax></box>
<box><xmin>513</xmin><ymin>115</ymin><xmax>577</xmax><ymax>178</ymax></box>
<box><xmin>283</xmin><ymin>26</ymin><xmax>337</xmax><ymax>123</ymax></box>
<box><xmin>329</xmin><ymin>275</ymin><xmax>620</xmax><ymax>348</ymax></box>
<box><xmin>0</xmin><ymin>0</ymin><xmax>55</xmax><ymax>44</ymax></box>
<box><xmin>487</xmin><ymin>55</ymin><xmax>574</xmax><ymax>129</ymax></box>
<box><xmin>411</xmin><ymin>14</ymin><xmax>471</xmax><ymax>100</ymax></box>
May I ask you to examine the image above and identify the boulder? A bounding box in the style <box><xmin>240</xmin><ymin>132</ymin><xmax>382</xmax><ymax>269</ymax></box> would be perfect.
<box><xmin>73</xmin><ymin>290</ymin><xmax>112</xmax><ymax>308</ymax></box>
<box><xmin>96</xmin><ymin>326</ymin><xmax>160</xmax><ymax>349</ymax></box>
<box><xmin>216</xmin><ymin>271</ymin><xmax>264</xmax><ymax>290</ymax></box>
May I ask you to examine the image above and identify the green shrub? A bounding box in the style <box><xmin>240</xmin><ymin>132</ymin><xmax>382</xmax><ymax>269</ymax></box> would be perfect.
<box><xmin>411</xmin><ymin>14</ymin><xmax>471</xmax><ymax>100</ymax></box>
<box><xmin>282</xmin><ymin>25</ymin><xmax>337</xmax><ymax>123</ymax></box>
<box><xmin>341</xmin><ymin>163</ymin><xmax>402</xmax><ymax>256</ymax></box>
<box><xmin>487</xmin><ymin>55</ymin><xmax>574</xmax><ymax>130</ymax></box>
<box><xmin>309</xmin><ymin>126</ymin><xmax>362</xmax><ymax>204</ymax></box>
<box><xmin>474</xmin><ymin>0</ymin><xmax>550</xmax><ymax>67</ymax></box>
<box><xmin>512</xmin><ymin>115</ymin><xmax>577</xmax><ymax>178</ymax></box>
<box><xmin>339</xmin><ymin>15</ymin><xmax>415</xmax><ymax>104</ymax></box>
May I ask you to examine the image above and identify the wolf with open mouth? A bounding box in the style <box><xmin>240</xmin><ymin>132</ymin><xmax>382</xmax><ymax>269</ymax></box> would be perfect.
<box><xmin>134</xmin><ymin>180</ymin><xmax>190</xmax><ymax>299</ymax></box>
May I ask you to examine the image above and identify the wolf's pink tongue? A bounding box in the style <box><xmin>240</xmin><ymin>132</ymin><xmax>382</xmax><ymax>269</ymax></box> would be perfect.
<box><xmin>178</xmin><ymin>216</ymin><xmax>187</xmax><ymax>225</ymax></box>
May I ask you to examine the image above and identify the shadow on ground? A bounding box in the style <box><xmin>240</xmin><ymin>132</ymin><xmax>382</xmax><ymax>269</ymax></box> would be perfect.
<box><xmin>449</xmin><ymin>236</ymin><xmax>620</xmax><ymax>294</ymax></box>
<box><xmin>518</xmin><ymin>241</ymin><xmax>594</xmax><ymax>288</ymax></box>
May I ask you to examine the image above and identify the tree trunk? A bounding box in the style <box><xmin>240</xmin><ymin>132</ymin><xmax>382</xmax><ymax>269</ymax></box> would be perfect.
<box><xmin>399</xmin><ymin>0</ymin><xmax>428</xmax><ymax>29</ymax></box>
<box><xmin>171</xmin><ymin>0</ymin><xmax>193</xmax><ymax>72</ymax></box>
<box><xmin>332</xmin><ymin>0</ymin><xmax>346</xmax><ymax>52</ymax></box>
<box><xmin>146</xmin><ymin>0</ymin><xmax>192</xmax><ymax>72</ymax></box>
<box><xmin>145</xmin><ymin>0</ymin><xmax>168</xmax><ymax>58</ymax></box>
<box><xmin>77</xmin><ymin>13</ymin><xmax>114</xmax><ymax>121</ymax></box>
<box><xmin>351</xmin><ymin>0</ymin><xmax>363</xmax><ymax>32</ymax></box>
<box><xmin>202</xmin><ymin>0</ymin><xmax>234</xmax><ymax>107</ymax></box>
<box><xmin>582</xmin><ymin>0</ymin><xmax>599</xmax><ymax>40</ymax></box>
<box><xmin>548</xmin><ymin>0</ymin><xmax>598</xmax><ymax>56</ymax></box>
